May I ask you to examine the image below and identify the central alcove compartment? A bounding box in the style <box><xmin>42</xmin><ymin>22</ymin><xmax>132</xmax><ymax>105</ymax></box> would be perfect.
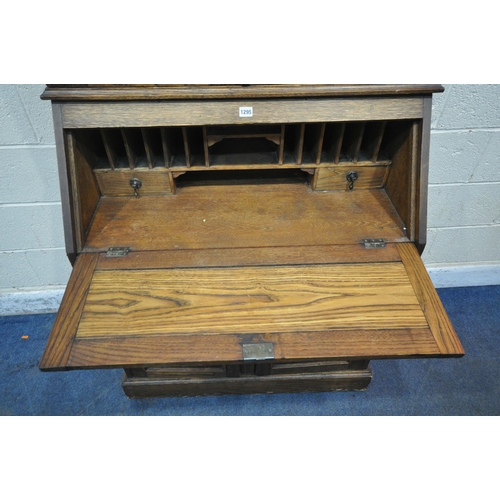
<box><xmin>174</xmin><ymin>167</ymin><xmax>310</xmax><ymax>188</ymax></box>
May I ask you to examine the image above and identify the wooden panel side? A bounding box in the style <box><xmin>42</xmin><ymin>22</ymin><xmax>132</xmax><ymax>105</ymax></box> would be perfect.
<box><xmin>39</xmin><ymin>253</ymin><xmax>99</xmax><ymax>371</ymax></box>
<box><xmin>417</xmin><ymin>96</ymin><xmax>432</xmax><ymax>252</ymax></box>
<box><xmin>66</xmin><ymin>131</ymin><xmax>101</xmax><ymax>252</ymax></box>
<box><xmin>68</xmin><ymin>328</ymin><xmax>438</xmax><ymax>368</ymax></box>
<box><xmin>60</xmin><ymin>98</ymin><xmax>425</xmax><ymax>128</ymax></box>
<box><xmin>51</xmin><ymin>103</ymin><xmax>76</xmax><ymax>262</ymax></box>
<box><xmin>397</xmin><ymin>243</ymin><xmax>465</xmax><ymax>356</ymax></box>
<box><xmin>409</xmin><ymin>121</ymin><xmax>419</xmax><ymax>242</ymax></box>
<box><xmin>384</xmin><ymin>121</ymin><xmax>415</xmax><ymax>237</ymax></box>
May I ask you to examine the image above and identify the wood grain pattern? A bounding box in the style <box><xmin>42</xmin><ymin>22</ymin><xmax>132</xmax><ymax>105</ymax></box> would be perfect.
<box><xmin>95</xmin><ymin>244</ymin><xmax>402</xmax><ymax>270</ymax></box>
<box><xmin>39</xmin><ymin>253</ymin><xmax>98</xmax><ymax>370</ymax></box>
<box><xmin>94</xmin><ymin>169</ymin><xmax>173</xmax><ymax>197</ymax></box>
<box><xmin>42</xmin><ymin>84</ymin><xmax>445</xmax><ymax>101</ymax></box>
<box><xmin>314</xmin><ymin>166</ymin><xmax>388</xmax><ymax>191</ymax></box>
<box><xmin>68</xmin><ymin>328</ymin><xmax>438</xmax><ymax>368</ymax></box>
<box><xmin>84</xmin><ymin>184</ymin><xmax>408</xmax><ymax>252</ymax></box>
<box><xmin>76</xmin><ymin>263</ymin><xmax>428</xmax><ymax>339</ymax></box>
<box><xmin>60</xmin><ymin>98</ymin><xmax>425</xmax><ymax>128</ymax></box>
<box><xmin>398</xmin><ymin>243</ymin><xmax>464</xmax><ymax>356</ymax></box>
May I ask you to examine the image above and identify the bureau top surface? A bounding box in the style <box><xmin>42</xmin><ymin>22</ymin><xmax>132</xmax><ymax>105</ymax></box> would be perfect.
<box><xmin>41</xmin><ymin>84</ymin><xmax>444</xmax><ymax>101</ymax></box>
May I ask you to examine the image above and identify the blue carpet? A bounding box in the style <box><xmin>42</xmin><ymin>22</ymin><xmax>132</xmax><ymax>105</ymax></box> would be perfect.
<box><xmin>1</xmin><ymin>286</ymin><xmax>499</xmax><ymax>415</ymax></box>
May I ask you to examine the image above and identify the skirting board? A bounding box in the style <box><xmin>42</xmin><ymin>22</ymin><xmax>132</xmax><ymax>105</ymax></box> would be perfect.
<box><xmin>1</xmin><ymin>264</ymin><xmax>499</xmax><ymax>316</ymax></box>
<box><xmin>426</xmin><ymin>264</ymin><xmax>500</xmax><ymax>289</ymax></box>
<box><xmin>0</xmin><ymin>287</ymin><xmax>65</xmax><ymax>316</ymax></box>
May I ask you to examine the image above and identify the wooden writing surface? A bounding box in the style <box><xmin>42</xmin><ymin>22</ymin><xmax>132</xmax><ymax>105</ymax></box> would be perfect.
<box><xmin>84</xmin><ymin>184</ymin><xmax>408</xmax><ymax>252</ymax></box>
<box><xmin>41</xmin><ymin>244</ymin><xmax>463</xmax><ymax>371</ymax></box>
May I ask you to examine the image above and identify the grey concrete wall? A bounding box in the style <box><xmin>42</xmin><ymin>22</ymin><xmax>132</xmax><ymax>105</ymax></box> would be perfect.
<box><xmin>0</xmin><ymin>84</ymin><xmax>499</xmax><ymax>302</ymax></box>
<box><xmin>0</xmin><ymin>84</ymin><xmax>72</xmax><ymax>292</ymax></box>
<box><xmin>424</xmin><ymin>85</ymin><xmax>500</xmax><ymax>269</ymax></box>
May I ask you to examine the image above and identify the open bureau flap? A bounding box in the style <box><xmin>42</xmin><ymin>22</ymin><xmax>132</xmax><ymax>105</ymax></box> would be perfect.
<box><xmin>40</xmin><ymin>184</ymin><xmax>463</xmax><ymax>371</ymax></box>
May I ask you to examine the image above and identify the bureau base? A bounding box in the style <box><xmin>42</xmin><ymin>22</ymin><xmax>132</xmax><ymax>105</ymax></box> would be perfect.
<box><xmin>122</xmin><ymin>361</ymin><xmax>373</xmax><ymax>399</ymax></box>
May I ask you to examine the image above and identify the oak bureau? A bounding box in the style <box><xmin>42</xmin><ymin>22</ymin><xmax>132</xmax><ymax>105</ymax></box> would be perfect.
<box><xmin>39</xmin><ymin>85</ymin><xmax>464</xmax><ymax>398</ymax></box>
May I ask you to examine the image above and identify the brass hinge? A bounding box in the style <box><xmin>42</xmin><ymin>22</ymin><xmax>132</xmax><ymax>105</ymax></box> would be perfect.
<box><xmin>362</xmin><ymin>239</ymin><xmax>387</xmax><ymax>249</ymax></box>
<box><xmin>106</xmin><ymin>247</ymin><xmax>130</xmax><ymax>257</ymax></box>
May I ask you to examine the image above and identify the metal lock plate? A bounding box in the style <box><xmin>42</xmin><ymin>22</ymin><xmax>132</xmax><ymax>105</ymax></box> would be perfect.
<box><xmin>106</xmin><ymin>247</ymin><xmax>130</xmax><ymax>258</ymax></box>
<box><xmin>362</xmin><ymin>239</ymin><xmax>387</xmax><ymax>249</ymax></box>
<box><xmin>242</xmin><ymin>343</ymin><xmax>275</xmax><ymax>362</ymax></box>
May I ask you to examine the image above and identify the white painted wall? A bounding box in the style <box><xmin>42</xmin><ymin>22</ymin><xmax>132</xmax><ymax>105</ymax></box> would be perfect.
<box><xmin>0</xmin><ymin>84</ymin><xmax>499</xmax><ymax>313</ymax></box>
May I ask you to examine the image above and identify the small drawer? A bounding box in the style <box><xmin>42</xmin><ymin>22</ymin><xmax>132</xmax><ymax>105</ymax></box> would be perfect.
<box><xmin>94</xmin><ymin>169</ymin><xmax>173</xmax><ymax>197</ymax></box>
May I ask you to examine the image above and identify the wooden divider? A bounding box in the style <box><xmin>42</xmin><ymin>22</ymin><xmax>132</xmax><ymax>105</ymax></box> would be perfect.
<box><xmin>74</xmin><ymin>121</ymin><xmax>397</xmax><ymax>173</ymax></box>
